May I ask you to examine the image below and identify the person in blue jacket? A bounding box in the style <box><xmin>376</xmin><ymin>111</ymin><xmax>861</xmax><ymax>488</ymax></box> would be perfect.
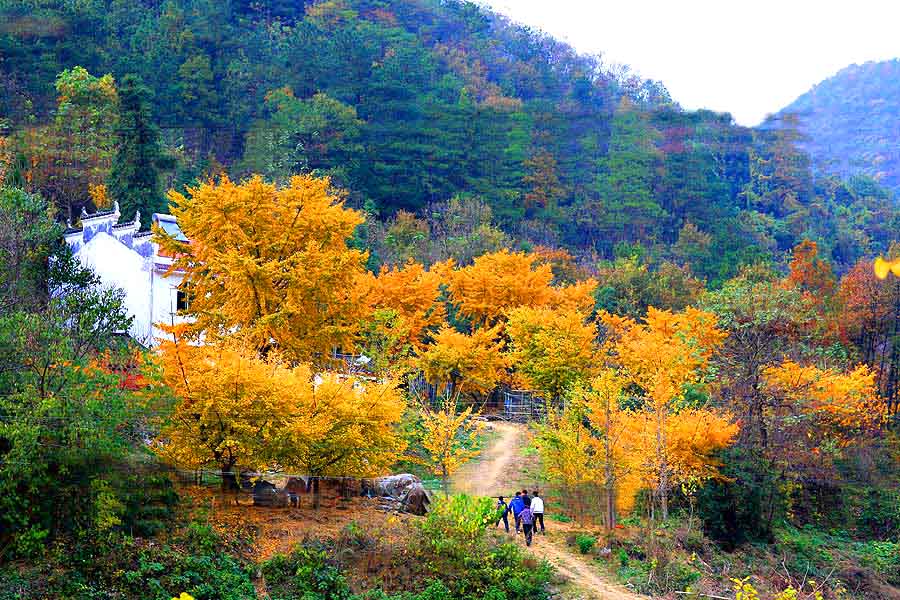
<box><xmin>506</xmin><ymin>491</ymin><xmax>525</xmax><ymax>533</ymax></box>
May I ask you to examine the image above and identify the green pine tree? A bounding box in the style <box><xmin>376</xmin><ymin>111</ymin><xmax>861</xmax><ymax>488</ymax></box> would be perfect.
<box><xmin>108</xmin><ymin>74</ymin><xmax>165</xmax><ymax>227</ymax></box>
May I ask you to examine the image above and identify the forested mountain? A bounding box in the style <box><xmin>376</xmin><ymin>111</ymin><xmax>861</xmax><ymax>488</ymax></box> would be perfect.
<box><xmin>1</xmin><ymin>0</ymin><xmax>898</xmax><ymax>282</ymax></box>
<box><xmin>777</xmin><ymin>59</ymin><xmax>900</xmax><ymax>195</ymax></box>
<box><xmin>3</xmin><ymin>4</ymin><xmax>900</xmax><ymax>599</ymax></box>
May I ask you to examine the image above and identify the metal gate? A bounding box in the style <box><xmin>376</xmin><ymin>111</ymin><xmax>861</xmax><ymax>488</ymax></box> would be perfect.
<box><xmin>502</xmin><ymin>389</ymin><xmax>548</xmax><ymax>422</ymax></box>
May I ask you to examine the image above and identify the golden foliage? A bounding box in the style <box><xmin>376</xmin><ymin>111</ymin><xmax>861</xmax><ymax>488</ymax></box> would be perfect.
<box><xmin>600</xmin><ymin>306</ymin><xmax>735</xmax><ymax>518</ymax></box>
<box><xmin>281</xmin><ymin>372</ymin><xmax>406</xmax><ymax>478</ymax></box>
<box><xmin>155</xmin><ymin>325</ymin><xmax>406</xmax><ymax>479</ymax></box>
<box><xmin>417</xmin><ymin>325</ymin><xmax>507</xmax><ymax>396</ymax></box>
<box><xmin>603</xmin><ymin>306</ymin><xmax>726</xmax><ymax>410</ymax></box>
<box><xmin>444</xmin><ymin>249</ymin><xmax>596</xmax><ymax>326</ymax></box>
<box><xmin>615</xmin><ymin>407</ymin><xmax>738</xmax><ymax>513</ymax></box>
<box><xmin>154</xmin><ymin>329</ymin><xmax>305</xmax><ymax>474</ymax></box>
<box><xmin>419</xmin><ymin>398</ymin><xmax>485</xmax><ymax>494</ymax></box>
<box><xmin>536</xmin><ymin>406</ymin><xmax>602</xmax><ymax>488</ymax></box>
<box><xmin>362</xmin><ymin>261</ymin><xmax>445</xmax><ymax>350</ymax></box>
<box><xmin>444</xmin><ymin>250</ymin><xmax>553</xmax><ymax>326</ymax></box>
<box><xmin>549</xmin><ymin>278</ymin><xmax>599</xmax><ymax>313</ymax></box>
<box><xmin>88</xmin><ymin>182</ymin><xmax>112</xmax><ymax>210</ymax></box>
<box><xmin>157</xmin><ymin>174</ymin><xmax>367</xmax><ymax>363</ymax></box>
<box><xmin>764</xmin><ymin>360</ymin><xmax>885</xmax><ymax>441</ymax></box>
<box><xmin>507</xmin><ymin>306</ymin><xmax>597</xmax><ymax>400</ymax></box>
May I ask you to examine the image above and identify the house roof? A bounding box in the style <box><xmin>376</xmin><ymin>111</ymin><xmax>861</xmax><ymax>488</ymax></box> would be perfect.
<box><xmin>152</xmin><ymin>213</ymin><xmax>188</xmax><ymax>243</ymax></box>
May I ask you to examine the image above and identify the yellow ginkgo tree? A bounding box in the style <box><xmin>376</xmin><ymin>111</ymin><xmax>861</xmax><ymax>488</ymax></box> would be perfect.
<box><xmin>155</xmin><ymin>325</ymin><xmax>406</xmax><ymax>501</ymax></box>
<box><xmin>602</xmin><ymin>306</ymin><xmax>737</xmax><ymax>520</ymax></box>
<box><xmin>417</xmin><ymin>325</ymin><xmax>508</xmax><ymax>402</ymax></box>
<box><xmin>154</xmin><ymin>327</ymin><xmax>306</xmax><ymax>490</ymax></box>
<box><xmin>156</xmin><ymin>174</ymin><xmax>368</xmax><ymax>364</ymax></box>
<box><xmin>419</xmin><ymin>397</ymin><xmax>485</xmax><ymax>496</ymax></box>
<box><xmin>506</xmin><ymin>305</ymin><xmax>597</xmax><ymax>401</ymax></box>
<box><xmin>443</xmin><ymin>249</ymin><xmax>597</xmax><ymax>327</ymax></box>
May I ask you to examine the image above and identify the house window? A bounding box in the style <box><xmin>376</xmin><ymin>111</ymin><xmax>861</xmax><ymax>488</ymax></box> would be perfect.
<box><xmin>176</xmin><ymin>289</ymin><xmax>189</xmax><ymax>312</ymax></box>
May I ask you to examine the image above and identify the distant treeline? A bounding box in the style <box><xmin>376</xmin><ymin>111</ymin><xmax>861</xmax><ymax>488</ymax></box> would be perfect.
<box><xmin>1</xmin><ymin>0</ymin><xmax>898</xmax><ymax>282</ymax></box>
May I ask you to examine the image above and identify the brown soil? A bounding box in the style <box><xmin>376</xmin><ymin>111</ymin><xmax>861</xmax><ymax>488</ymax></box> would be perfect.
<box><xmin>454</xmin><ymin>421</ymin><xmax>530</xmax><ymax>496</ymax></box>
<box><xmin>180</xmin><ymin>486</ymin><xmax>415</xmax><ymax>562</ymax></box>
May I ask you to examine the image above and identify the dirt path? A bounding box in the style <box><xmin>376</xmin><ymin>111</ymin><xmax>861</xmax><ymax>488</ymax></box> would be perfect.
<box><xmin>531</xmin><ymin>534</ymin><xmax>645</xmax><ymax>600</ymax></box>
<box><xmin>453</xmin><ymin>421</ymin><xmax>646</xmax><ymax>600</ymax></box>
<box><xmin>453</xmin><ymin>421</ymin><xmax>525</xmax><ymax>497</ymax></box>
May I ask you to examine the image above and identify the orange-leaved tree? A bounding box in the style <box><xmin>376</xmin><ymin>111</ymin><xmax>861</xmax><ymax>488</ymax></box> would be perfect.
<box><xmin>417</xmin><ymin>325</ymin><xmax>507</xmax><ymax>402</ymax></box>
<box><xmin>616</xmin><ymin>407</ymin><xmax>738</xmax><ymax>524</ymax></box>
<box><xmin>443</xmin><ymin>249</ymin><xmax>596</xmax><ymax>327</ymax></box>
<box><xmin>602</xmin><ymin>306</ymin><xmax>735</xmax><ymax>520</ymax></box>
<box><xmin>419</xmin><ymin>398</ymin><xmax>485</xmax><ymax>496</ymax></box>
<box><xmin>362</xmin><ymin>260</ymin><xmax>446</xmax><ymax>351</ymax></box>
<box><xmin>507</xmin><ymin>305</ymin><xmax>597</xmax><ymax>401</ymax></box>
<box><xmin>156</xmin><ymin>174</ymin><xmax>367</xmax><ymax>364</ymax></box>
<box><xmin>764</xmin><ymin>361</ymin><xmax>884</xmax><ymax>449</ymax></box>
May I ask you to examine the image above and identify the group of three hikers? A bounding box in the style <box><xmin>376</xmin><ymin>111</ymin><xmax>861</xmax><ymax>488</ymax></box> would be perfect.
<box><xmin>495</xmin><ymin>490</ymin><xmax>545</xmax><ymax>546</ymax></box>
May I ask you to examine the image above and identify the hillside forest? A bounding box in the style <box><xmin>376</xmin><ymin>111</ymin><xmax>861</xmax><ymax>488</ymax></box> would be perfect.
<box><xmin>1</xmin><ymin>1</ymin><xmax>900</xmax><ymax>600</ymax></box>
<box><xmin>777</xmin><ymin>59</ymin><xmax>900</xmax><ymax>196</ymax></box>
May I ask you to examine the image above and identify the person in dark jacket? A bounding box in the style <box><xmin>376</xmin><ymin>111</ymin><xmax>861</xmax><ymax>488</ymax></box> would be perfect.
<box><xmin>520</xmin><ymin>500</ymin><xmax>535</xmax><ymax>546</ymax></box>
<box><xmin>495</xmin><ymin>496</ymin><xmax>510</xmax><ymax>533</ymax></box>
<box><xmin>522</xmin><ymin>489</ymin><xmax>532</xmax><ymax>507</ymax></box>
<box><xmin>507</xmin><ymin>491</ymin><xmax>525</xmax><ymax>533</ymax></box>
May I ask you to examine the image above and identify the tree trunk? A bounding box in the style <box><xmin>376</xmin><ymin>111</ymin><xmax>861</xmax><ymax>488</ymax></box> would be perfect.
<box><xmin>221</xmin><ymin>464</ymin><xmax>239</xmax><ymax>492</ymax></box>
<box><xmin>656</xmin><ymin>405</ymin><xmax>669</xmax><ymax>521</ymax></box>
<box><xmin>604</xmin><ymin>396</ymin><xmax>616</xmax><ymax>530</ymax></box>
<box><xmin>312</xmin><ymin>476</ymin><xmax>321</xmax><ymax>510</ymax></box>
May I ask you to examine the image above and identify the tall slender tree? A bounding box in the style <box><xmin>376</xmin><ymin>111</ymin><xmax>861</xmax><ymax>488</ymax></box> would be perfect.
<box><xmin>108</xmin><ymin>74</ymin><xmax>166</xmax><ymax>225</ymax></box>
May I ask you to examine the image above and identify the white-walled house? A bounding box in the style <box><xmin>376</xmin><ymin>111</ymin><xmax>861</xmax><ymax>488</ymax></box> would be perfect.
<box><xmin>64</xmin><ymin>203</ymin><xmax>188</xmax><ymax>346</ymax></box>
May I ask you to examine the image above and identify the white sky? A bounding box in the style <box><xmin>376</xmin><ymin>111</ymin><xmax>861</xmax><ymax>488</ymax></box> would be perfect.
<box><xmin>483</xmin><ymin>0</ymin><xmax>900</xmax><ymax>126</ymax></box>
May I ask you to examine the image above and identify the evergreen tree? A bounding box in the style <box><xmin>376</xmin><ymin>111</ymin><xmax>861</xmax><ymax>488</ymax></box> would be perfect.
<box><xmin>108</xmin><ymin>74</ymin><xmax>165</xmax><ymax>226</ymax></box>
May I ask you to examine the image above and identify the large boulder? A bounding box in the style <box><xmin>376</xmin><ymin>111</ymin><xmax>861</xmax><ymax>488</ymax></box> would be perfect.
<box><xmin>362</xmin><ymin>474</ymin><xmax>431</xmax><ymax>515</ymax></box>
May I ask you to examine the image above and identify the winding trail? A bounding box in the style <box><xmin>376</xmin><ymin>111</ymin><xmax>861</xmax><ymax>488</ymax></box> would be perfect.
<box><xmin>454</xmin><ymin>421</ymin><xmax>525</xmax><ymax>497</ymax></box>
<box><xmin>453</xmin><ymin>421</ymin><xmax>646</xmax><ymax>600</ymax></box>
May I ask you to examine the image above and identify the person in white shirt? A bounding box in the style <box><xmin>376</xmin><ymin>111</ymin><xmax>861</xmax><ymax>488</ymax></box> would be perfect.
<box><xmin>531</xmin><ymin>491</ymin><xmax>545</xmax><ymax>534</ymax></box>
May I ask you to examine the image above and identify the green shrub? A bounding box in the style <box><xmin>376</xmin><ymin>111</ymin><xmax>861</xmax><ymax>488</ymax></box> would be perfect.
<box><xmin>548</xmin><ymin>513</ymin><xmax>572</xmax><ymax>523</ymax></box>
<box><xmin>856</xmin><ymin>488</ymin><xmax>900</xmax><ymax>540</ymax></box>
<box><xmin>854</xmin><ymin>540</ymin><xmax>900</xmax><ymax>585</ymax></box>
<box><xmin>774</xmin><ymin>526</ymin><xmax>837</xmax><ymax>579</ymax></box>
<box><xmin>0</xmin><ymin>524</ymin><xmax>256</xmax><ymax>600</ymax></box>
<box><xmin>696</xmin><ymin>448</ymin><xmax>781</xmax><ymax>549</ymax></box>
<box><xmin>261</xmin><ymin>546</ymin><xmax>353</xmax><ymax>600</ymax></box>
<box><xmin>575</xmin><ymin>534</ymin><xmax>596</xmax><ymax>555</ymax></box>
<box><xmin>663</xmin><ymin>560</ymin><xmax>701</xmax><ymax>592</ymax></box>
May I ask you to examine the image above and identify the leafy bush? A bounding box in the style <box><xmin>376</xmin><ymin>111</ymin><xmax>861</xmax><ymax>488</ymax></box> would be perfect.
<box><xmin>775</xmin><ymin>527</ymin><xmax>834</xmax><ymax>577</ymax></box>
<box><xmin>616</xmin><ymin>556</ymin><xmax>700</xmax><ymax>595</ymax></box>
<box><xmin>261</xmin><ymin>546</ymin><xmax>353</xmax><ymax>600</ymax></box>
<box><xmin>0</xmin><ymin>523</ymin><xmax>256</xmax><ymax>600</ymax></box>
<box><xmin>854</xmin><ymin>540</ymin><xmax>900</xmax><ymax>585</ymax></box>
<box><xmin>548</xmin><ymin>513</ymin><xmax>572</xmax><ymax>523</ymax></box>
<box><xmin>413</xmin><ymin>494</ymin><xmax>551</xmax><ymax>599</ymax></box>
<box><xmin>696</xmin><ymin>448</ymin><xmax>781</xmax><ymax>548</ymax></box>
<box><xmin>575</xmin><ymin>534</ymin><xmax>596</xmax><ymax>554</ymax></box>
<box><xmin>856</xmin><ymin>488</ymin><xmax>900</xmax><ymax>540</ymax></box>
